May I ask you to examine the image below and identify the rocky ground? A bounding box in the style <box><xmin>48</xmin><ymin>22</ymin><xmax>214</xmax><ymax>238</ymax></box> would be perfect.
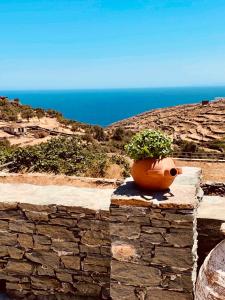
<box><xmin>109</xmin><ymin>99</ymin><xmax>225</xmax><ymax>150</ymax></box>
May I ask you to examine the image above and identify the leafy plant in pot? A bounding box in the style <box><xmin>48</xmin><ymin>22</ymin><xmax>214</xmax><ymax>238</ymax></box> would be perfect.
<box><xmin>125</xmin><ymin>130</ymin><xmax>182</xmax><ymax>190</ymax></box>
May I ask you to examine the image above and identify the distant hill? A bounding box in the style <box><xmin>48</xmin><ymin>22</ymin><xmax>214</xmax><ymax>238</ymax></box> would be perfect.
<box><xmin>108</xmin><ymin>99</ymin><xmax>225</xmax><ymax>151</ymax></box>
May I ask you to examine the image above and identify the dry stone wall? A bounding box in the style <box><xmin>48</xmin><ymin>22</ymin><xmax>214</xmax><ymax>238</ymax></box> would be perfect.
<box><xmin>110</xmin><ymin>205</ymin><xmax>196</xmax><ymax>300</ymax></box>
<box><xmin>0</xmin><ymin>202</ymin><xmax>111</xmax><ymax>300</ymax></box>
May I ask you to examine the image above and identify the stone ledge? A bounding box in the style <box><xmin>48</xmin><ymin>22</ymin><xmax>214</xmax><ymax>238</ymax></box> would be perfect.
<box><xmin>0</xmin><ymin>183</ymin><xmax>113</xmax><ymax>211</ymax></box>
<box><xmin>111</xmin><ymin>167</ymin><xmax>200</xmax><ymax>209</ymax></box>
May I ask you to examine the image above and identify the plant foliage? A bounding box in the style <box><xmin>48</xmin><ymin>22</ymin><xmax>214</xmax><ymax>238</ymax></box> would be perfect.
<box><xmin>125</xmin><ymin>130</ymin><xmax>172</xmax><ymax>160</ymax></box>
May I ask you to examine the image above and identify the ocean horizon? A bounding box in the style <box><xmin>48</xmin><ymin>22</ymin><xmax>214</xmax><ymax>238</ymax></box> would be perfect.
<box><xmin>1</xmin><ymin>86</ymin><xmax>225</xmax><ymax>126</ymax></box>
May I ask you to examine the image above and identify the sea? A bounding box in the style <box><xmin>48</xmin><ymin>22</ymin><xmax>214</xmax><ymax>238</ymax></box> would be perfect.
<box><xmin>1</xmin><ymin>86</ymin><xmax>225</xmax><ymax>126</ymax></box>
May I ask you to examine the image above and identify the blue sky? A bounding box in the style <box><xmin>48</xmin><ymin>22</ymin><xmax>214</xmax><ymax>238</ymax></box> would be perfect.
<box><xmin>1</xmin><ymin>0</ymin><xmax>225</xmax><ymax>90</ymax></box>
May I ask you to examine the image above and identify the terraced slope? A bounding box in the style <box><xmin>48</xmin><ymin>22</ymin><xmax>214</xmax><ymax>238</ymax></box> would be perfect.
<box><xmin>109</xmin><ymin>99</ymin><xmax>225</xmax><ymax>146</ymax></box>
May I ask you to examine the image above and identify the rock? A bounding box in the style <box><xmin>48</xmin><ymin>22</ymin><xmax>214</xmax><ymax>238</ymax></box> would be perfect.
<box><xmin>152</xmin><ymin>247</ymin><xmax>193</xmax><ymax>270</ymax></box>
<box><xmin>83</xmin><ymin>264</ymin><xmax>108</xmax><ymax>273</ymax></box>
<box><xmin>56</xmin><ymin>272</ymin><xmax>73</xmax><ymax>283</ymax></box>
<box><xmin>146</xmin><ymin>289</ymin><xmax>192</xmax><ymax>300</ymax></box>
<box><xmin>49</xmin><ymin>218</ymin><xmax>77</xmax><ymax>227</ymax></box>
<box><xmin>140</xmin><ymin>233</ymin><xmax>164</xmax><ymax>245</ymax></box>
<box><xmin>111</xmin><ymin>261</ymin><xmax>161</xmax><ymax>286</ymax></box>
<box><xmin>165</xmin><ymin>231</ymin><xmax>193</xmax><ymax>247</ymax></box>
<box><xmin>19</xmin><ymin>203</ymin><xmax>56</xmax><ymax>213</ymax></box>
<box><xmin>7</xmin><ymin>247</ymin><xmax>24</xmax><ymax>259</ymax></box>
<box><xmin>110</xmin><ymin>223</ymin><xmax>140</xmax><ymax>239</ymax></box>
<box><xmin>52</xmin><ymin>241</ymin><xmax>79</xmax><ymax>254</ymax></box>
<box><xmin>25</xmin><ymin>211</ymin><xmax>49</xmax><ymax>222</ymax></box>
<box><xmin>74</xmin><ymin>282</ymin><xmax>101</xmax><ymax>297</ymax></box>
<box><xmin>78</xmin><ymin>219</ymin><xmax>108</xmax><ymax>232</ymax></box>
<box><xmin>0</xmin><ymin>220</ymin><xmax>9</xmax><ymax>232</ymax></box>
<box><xmin>9</xmin><ymin>220</ymin><xmax>34</xmax><ymax>234</ymax></box>
<box><xmin>141</xmin><ymin>226</ymin><xmax>166</xmax><ymax>234</ymax></box>
<box><xmin>17</xmin><ymin>234</ymin><xmax>33</xmax><ymax>249</ymax></box>
<box><xmin>81</xmin><ymin>230</ymin><xmax>109</xmax><ymax>247</ymax></box>
<box><xmin>0</xmin><ymin>233</ymin><xmax>17</xmax><ymax>246</ymax></box>
<box><xmin>61</xmin><ymin>256</ymin><xmax>80</xmax><ymax>270</ymax></box>
<box><xmin>31</xmin><ymin>276</ymin><xmax>61</xmax><ymax>290</ymax></box>
<box><xmin>5</xmin><ymin>261</ymin><xmax>33</xmax><ymax>275</ymax></box>
<box><xmin>25</xmin><ymin>251</ymin><xmax>60</xmax><ymax>269</ymax></box>
<box><xmin>37</xmin><ymin>265</ymin><xmax>55</xmax><ymax>276</ymax></box>
<box><xmin>0</xmin><ymin>246</ymin><xmax>8</xmax><ymax>257</ymax></box>
<box><xmin>110</xmin><ymin>284</ymin><xmax>136</xmax><ymax>300</ymax></box>
<box><xmin>151</xmin><ymin>219</ymin><xmax>170</xmax><ymax>228</ymax></box>
<box><xmin>33</xmin><ymin>235</ymin><xmax>51</xmax><ymax>245</ymax></box>
<box><xmin>84</xmin><ymin>256</ymin><xmax>110</xmax><ymax>267</ymax></box>
<box><xmin>0</xmin><ymin>202</ymin><xmax>17</xmax><ymax>211</ymax></box>
<box><xmin>36</xmin><ymin>225</ymin><xmax>75</xmax><ymax>241</ymax></box>
<box><xmin>112</xmin><ymin>242</ymin><xmax>137</xmax><ymax>261</ymax></box>
<box><xmin>79</xmin><ymin>244</ymin><xmax>101</xmax><ymax>254</ymax></box>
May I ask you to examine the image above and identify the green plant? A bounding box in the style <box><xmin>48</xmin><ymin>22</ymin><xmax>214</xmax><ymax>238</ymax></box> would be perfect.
<box><xmin>125</xmin><ymin>130</ymin><xmax>172</xmax><ymax>160</ymax></box>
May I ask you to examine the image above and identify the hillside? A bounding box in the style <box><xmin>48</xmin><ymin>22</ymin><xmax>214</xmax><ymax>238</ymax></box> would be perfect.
<box><xmin>108</xmin><ymin>99</ymin><xmax>225</xmax><ymax>151</ymax></box>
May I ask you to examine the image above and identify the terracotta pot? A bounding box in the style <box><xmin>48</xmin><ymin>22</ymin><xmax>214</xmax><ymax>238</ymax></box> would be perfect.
<box><xmin>131</xmin><ymin>157</ymin><xmax>182</xmax><ymax>190</ymax></box>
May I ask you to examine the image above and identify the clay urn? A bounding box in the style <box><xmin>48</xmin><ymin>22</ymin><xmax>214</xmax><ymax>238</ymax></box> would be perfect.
<box><xmin>131</xmin><ymin>157</ymin><xmax>182</xmax><ymax>190</ymax></box>
<box><xmin>125</xmin><ymin>130</ymin><xmax>182</xmax><ymax>191</ymax></box>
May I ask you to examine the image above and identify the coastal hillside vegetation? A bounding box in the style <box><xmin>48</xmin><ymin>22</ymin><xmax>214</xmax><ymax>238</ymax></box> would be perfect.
<box><xmin>0</xmin><ymin>136</ymin><xmax>130</xmax><ymax>178</ymax></box>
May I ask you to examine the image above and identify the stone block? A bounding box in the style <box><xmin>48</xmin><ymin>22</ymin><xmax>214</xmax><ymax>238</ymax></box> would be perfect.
<box><xmin>151</xmin><ymin>219</ymin><xmax>170</xmax><ymax>228</ymax></box>
<box><xmin>165</xmin><ymin>231</ymin><xmax>193</xmax><ymax>247</ymax></box>
<box><xmin>140</xmin><ymin>233</ymin><xmax>164</xmax><ymax>245</ymax></box>
<box><xmin>5</xmin><ymin>261</ymin><xmax>33</xmax><ymax>275</ymax></box>
<box><xmin>36</xmin><ymin>225</ymin><xmax>76</xmax><ymax>241</ymax></box>
<box><xmin>81</xmin><ymin>230</ymin><xmax>110</xmax><ymax>247</ymax></box>
<box><xmin>80</xmin><ymin>244</ymin><xmax>101</xmax><ymax>254</ymax></box>
<box><xmin>146</xmin><ymin>288</ymin><xmax>192</xmax><ymax>300</ymax></box>
<box><xmin>110</xmin><ymin>223</ymin><xmax>140</xmax><ymax>239</ymax></box>
<box><xmin>0</xmin><ymin>202</ymin><xmax>18</xmax><ymax>211</ymax></box>
<box><xmin>61</xmin><ymin>256</ymin><xmax>80</xmax><ymax>270</ymax></box>
<box><xmin>37</xmin><ymin>265</ymin><xmax>55</xmax><ymax>276</ymax></box>
<box><xmin>25</xmin><ymin>211</ymin><xmax>49</xmax><ymax>222</ymax></box>
<box><xmin>84</xmin><ymin>256</ymin><xmax>110</xmax><ymax>267</ymax></box>
<box><xmin>25</xmin><ymin>251</ymin><xmax>60</xmax><ymax>269</ymax></box>
<box><xmin>0</xmin><ymin>220</ymin><xmax>9</xmax><ymax>231</ymax></box>
<box><xmin>141</xmin><ymin>226</ymin><xmax>166</xmax><ymax>234</ymax></box>
<box><xmin>110</xmin><ymin>283</ymin><xmax>136</xmax><ymax>300</ymax></box>
<box><xmin>33</xmin><ymin>234</ymin><xmax>51</xmax><ymax>245</ymax></box>
<box><xmin>83</xmin><ymin>264</ymin><xmax>108</xmax><ymax>273</ymax></box>
<box><xmin>56</xmin><ymin>272</ymin><xmax>73</xmax><ymax>283</ymax></box>
<box><xmin>0</xmin><ymin>233</ymin><xmax>17</xmax><ymax>246</ymax></box>
<box><xmin>17</xmin><ymin>234</ymin><xmax>33</xmax><ymax>249</ymax></box>
<box><xmin>9</xmin><ymin>220</ymin><xmax>35</xmax><ymax>234</ymax></box>
<box><xmin>112</xmin><ymin>242</ymin><xmax>137</xmax><ymax>262</ymax></box>
<box><xmin>19</xmin><ymin>203</ymin><xmax>56</xmax><ymax>213</ymax></box>
<box><xmin>111</xmin><ymin>261</ymin><xmax>161</xmax><ymax>286</ymax></box>
<box><xmin>7</xmin><ymin>247</ymin><xmax>24</xmax><ymax>259</ymax></box>
<box><xmin>78</xmin><ymin>219</ymin><xmax>109</xmax><ymax>232</ymax></box>
<box><xmin>152</xmin><ymin>247</ymin><xmax>193</xmax><ymax>270</ymax></box>
<box><xmin>52</xmin><ymin>240</ymin><xmax>79</xmax><ymax>255</ymax></box>
<box><xmin>31</xmin><ymin>276</ymin><xmax>61</xmax><ymax>290</ymax></box>
<box><xmin>49</xmin><ymin>218</ymin><xmax>77</xmax><ymax>227</ymax></box>
<box><xmin>74</xmin><ymin>282</ymin><xmax>101</xmax><ymax>297</ymax></box>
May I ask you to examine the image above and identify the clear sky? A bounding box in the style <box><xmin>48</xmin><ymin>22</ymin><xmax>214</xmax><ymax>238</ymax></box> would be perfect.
<box><xmin>1</xmin><ymin>0</ymin><xmax>225</xmax><ymax>90</ymax></box>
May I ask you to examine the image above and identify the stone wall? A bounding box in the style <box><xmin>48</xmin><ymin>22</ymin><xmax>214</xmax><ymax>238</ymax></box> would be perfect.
<box><xmin>201</xmin><ymin>182</ymin><xmax>225</xmax><ymax>196</ymax></box>
<box><xmin>109</xmin><ymin>177</ymin><xmax>199</xmax><ymax>300</ymax></box>
<box><xmin>0</xmin><ymin>167</ymin><xmax>201</xmax><ymax>300</ymax></box>
<box><xmin>0</xmin><ymin>202</ymin><xmax>111</xmax><ymax>299</ymax></box>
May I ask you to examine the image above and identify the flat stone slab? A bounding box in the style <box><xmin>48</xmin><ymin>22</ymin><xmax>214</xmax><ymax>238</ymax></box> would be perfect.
<box><xmin>111</xmin><ymin>167</ymin><xmax>201</xmax><ymax>209</ymax></box>
<box><xmin>197</xmin><ymin>196</ymin><xmax>225</xmax><ymax>221</ymax></box>
<box><xmin>0</xmin><ymin>183</ymin><xmax>113</xmax><ymax>211</ymax></box>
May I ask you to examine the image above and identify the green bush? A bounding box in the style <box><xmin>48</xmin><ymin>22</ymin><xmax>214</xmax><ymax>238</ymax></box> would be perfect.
<box><xmin>125</xmin><ymin>130</ymin><xmax>172</xmax><ymax>160</ymax></box>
